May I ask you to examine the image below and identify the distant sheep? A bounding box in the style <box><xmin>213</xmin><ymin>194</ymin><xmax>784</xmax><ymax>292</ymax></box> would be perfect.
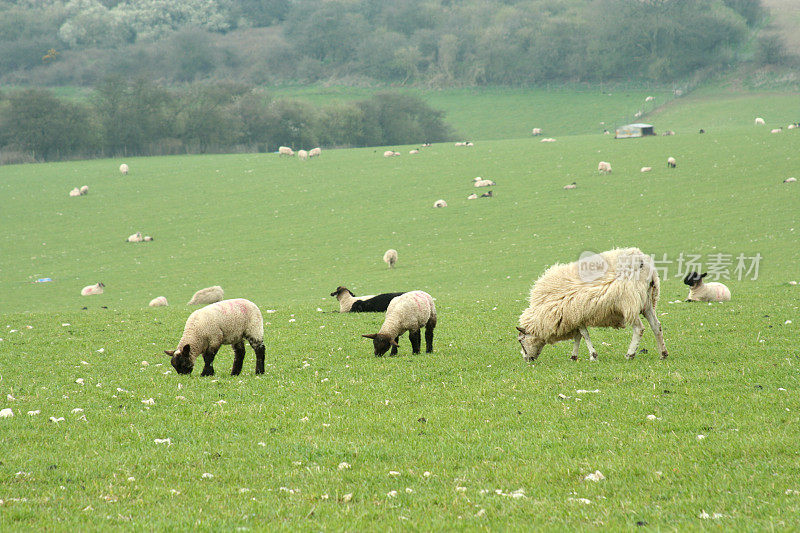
<box><xmin>455</xmin><ymin>141</ymin><xmax>473</xmax><ymax>147</ymax></box>
<box><xmin>540</xmin><ymin>138</ymin><xmax>556</xmax><ymax>143</ymax></box>
<box><xmin>383</xmin><ymin>150</ymin><xmax>398</xmax><ymax>157</ymax></box>
<box><xmin>188</xmin><ymin>285</ymin><xmax>224</xmax><ymax>305</ymax></box>
<box><xmin>80</xmin><ymin>185</ymin><xmax>89</xmax><ymax>195</ymax></box>
<box><xmin>532</xmin><ymin>128</ymin><xmax>543</xmax><ymax>136</ymax></box>
<box><xmin>662</xmin><ymin>130</ymin><xmax>675</xmax><ymax>136</ymax></box>
<box><xmin>362</xmin><ymin>290</ymin><xmax>436</xmax><ymax>356</ymax></box>
<box><xmin>789</xmin><ymin>124</ymin><xmax>796</xmax><ymax>130</ymax></box>
<box><xmin>784</xmin><ymin>177</ymin><xmax>797</xmax><ymax>183</ymax></box>
<box><xmin>81</xmin><ymin>282</ymin><xmax>105</xmax><ymax>296</ymax></box>
<box><xmin>69</xmin><ymin>187</ymin><xmax>81</xmax><ymax>197</ymax></box>
<box><xmin>309</xmin><ymin>147</ymin><xmax>322</xmax><ymax>157</ymax></box>
<box><xmin>598</xmin><ymin>161</ymin><xmax>612</xmax><ymax>174</ymax></box>
<box><xmin>640</xmin><ymin>167</ymin><xmax>652</xmax><ymax>173</ymax></box>
<box><xmin>433</xmin><ymin>199</ymin><xmax>447</xmax><ymax>208</ymax></box>
<box><xmin>467</xmin><ymin>193</ymin><xmax>478</xmax><ymax>200</ymax></box>
<box><xmin>645</xmin><ymin>96</ymin><xmax>655</xmax><ymax>102</ymax></box>
<box><xmin>517</xmin><ymin>247</ymin><xmax>668</xmax><ymax>361</ymax></box>
<box><xmin>330</xmin><ymin>286</ymin><xmax>405</xmax><ymax>313</ymax></box>
<box><xmin>474</xmin><ymin>179</ymin><xmax>495</xmax><ymax>188</ymax></box>
<box><xmin>278</xmin><ymin>146</ymin><xmax>294</xmax><ymax>157</ymax></box>
<box><xmin>563</xmin><ymin>182</ymin><xmax>577</xmax><ymax>190</ymax></box>
<box><xmin>126</xmin><ymin>232</ymin><xmax>143</xmax><ymax>243</ymax></box>
<box><xmin>143</xmin><ymin>235</ymin><xmax>153</xmax><ymax>241</ymax></box>
<box><xmin>755</xmin><ymin>117</ymin><xmax>765</xmax><ymax>125</ymax></box>
<box><xmin>684</xmin><ymin>272</ymin><xmax>730</xmax><ymax>302</ymax></box>
<box><xmin>409</xmin><ymin>149</ymin><xmax>419</xmax><ymax>154</ymax></box>
<box><xmin>149</xmin><ymin>296</ymin><xmax>168</xmax><ymax>307</ymax></box>
<box><xmin>383</xmin><ymin>249</ymin><xmax>398</xmax><ymax>268</ymax></box>
<box><xmin>771</xmin><ymin>128</ymin><xmax>782</xmax><ymax>134</ymax></box>
<box><xmin>480</xmin><ymin>190</ymin><xmax>493</xmax><ymax>198</ymax></box>
<box><xmin>119</xmin><ymin>163</ymin><xmax>129</xmax><ymax>175</ymax></box>
<box><xmin>297</xmin><ymin>149</ymin><xmax>308</xmax><ymax>160</ymax></box>
<box><xmin>164</xmin><ymin>298</ymin><xmax>266</xmax><ymax>376</ymax></box>
<box><xmin>667</xmin><ymin>157</ymin><xmax>677</xmax><ymax>168</ymax></box>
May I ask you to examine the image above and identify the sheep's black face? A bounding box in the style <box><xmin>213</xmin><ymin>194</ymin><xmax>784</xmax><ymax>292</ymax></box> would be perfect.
<box><xmin>683</xmin><ymin>272</ymin><xmax>704</xmax><ymax>286</ymax></box>
<box><xmin>165</xmin><ymin>346</ymin><xmax>194</xmax><ymax>374</ymax></box>
<box><xmin>373</xmin><ymin>337</ymin><xmax>392</xmax><ymax>356</ymax></box>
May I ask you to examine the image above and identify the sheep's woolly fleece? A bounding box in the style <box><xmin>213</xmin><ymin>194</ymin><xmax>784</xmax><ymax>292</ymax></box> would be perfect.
<box><xmin>187</xmin><ymin>285</ymin><xmax>224</xmax><ymax>305</ymax></box>
<box><xmin>378</xmin><ymin>290</ymin><xmax>437</xmax><ymax>339</ymax></box>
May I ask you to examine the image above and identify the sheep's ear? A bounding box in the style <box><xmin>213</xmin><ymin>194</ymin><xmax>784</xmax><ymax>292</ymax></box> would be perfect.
<box><xmin>164</xmin><ymin>350</ymin><xmax>175</xmax><ymax>356</ymax></box>
<box><xmin>362</xmin><ymin>334</ymin><xmax>377</xmax><ymax>339</ymax></box>
<box><xmin>182</xmin><ymin>344</ymin><xmax>190</xmax><ymax>355</ymax></box>
<box><xmin>516</xmin><ymin>326</ymin><xmax>526</xmax><ymax>333</ymax></box>
<box><xmin>701</xmin><ymin>272</ymin><xmax>708</xmax><ymax>278</ymax></box>
<box><xmin>389</xmin><ymin>338</ymin><xmax>399</xmax><ymax>347</ymax></box>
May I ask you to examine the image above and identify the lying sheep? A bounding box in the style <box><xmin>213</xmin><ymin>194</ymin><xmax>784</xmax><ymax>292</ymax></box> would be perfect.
<box><xmin>330</xmin><ymin>286</ymin><xmax>405</xmax><ymax>312</ymax></box>
<box><xmin>532</xmin><ymin>128</ymin><xmax>543</xmax><ymax>136</ymax></box>
<box><xmin>480</xmin><ymin>190</ymin><xmax>493</xmax><ymax>198</ymax></box>
<box><xmin>309</xmin><ymin>147</ymin><xmax>322</xmax><ymax>157</ymax></box>
<box><xmin>119</xmin><ymin>163</ymin><xmax>129</xmax><ymax>175</ymax></box>
<box><xmin>517</xmin><ymin>247</ymin><xmax>668</xmax><ymax>361</ymax></box>
<box><xmin>433</xmin><ymin>199</ymin><xmax>448</xmax><ymax>208</ymax></box>
<box><xmin>383</xmin><ymin>249</ymin><xmax>398</xmax><ymax>268</ymax></box>
<box><xmin>188</xmin><ymin>285</ymin><xmax>224</xmax><ymax>305</ymax></box>
<box><xmin>540</xmin><ymin>138</ymin><xmax>556</xmax><ymax>143</ymax></box>
<box><xmin>683</xmin><ymin>272</ymin><xmax>731</xmax><ymax>302</ymax></box>
<box><xmin>297</xmin><ymin>149</ymin><xmax>308</xmax><ymax>160</ymax></box>
<box><xmin>143</xmin><ymin>235</ymin><xmax>153</xmax><ymax>241</ymax></box>
<box><xmin>81</xmin><ymin>282</ymin><xmax>105</xmax><ymax>296</ymax></box>
<box><xmin>80</xmin><ymin>185</ymin><xmax>89</xmax><ymax>195</ymax></box>
<box><xmin>598</xmin><ymin>161</ymin><xmax>612</xmax><ymax>173</ymax></box>
<box><xmin>755</xmin><ymin>117</ymin><xmax>765</xmax><ymax>125</ymax></box>
<box><xmin>126</xmin><ymin>232</ymin><xmax>143</xmax><ymax>243</ymax></box>
<box><xmin>69</xmin><ymin>187</ymin><xmax>81</xmax><ymax>197</ymax></box>
<box><xmin>383</xmin><ymin>150</ymin><xmax>397</xmax><ymax>157</ymax></box>
<box><xmin>149</xmin><ymin>296</ymin><xmax>168</xmax><ymax>307</ymax></box>
<box><xmin>474</xmin><ymin>179</ymin><xmax>495</xmax><ymax>188</ymax></box>
<box><xmin>362</xmin><ymin>290</ymin><xmax>436</xmax><ymax>356</ymax></box>
<box><xmin>164</xmin><ymin>298</ymin><xmax>266</xmax><ymax>376</ymax></box>
<box><xmin>667</xmin><ymin>157</ymin><xmax>677</xmax><ymax>168</ymax></box>
<box><xmin>409</xmin><ymin>149</ymin><xmax>419</xmax><ymax>154</ymax></box>
<box><xmin>641</xmin><ymin>167</ymin><xmax>652</xmax><ymax>173</ymax></box>
<box><xmin>563</xmin><ymin>182</ymin><xmax>577</xmax><ymax>190</ymax></box>
<box><xmin>467</xmin><ymin>193</ymin><xmax>478</xmax><ymax>200</ymax></box>
<box><xmin>784</xmin><ymin>177</ymin><xmax>797</xmax><ymax>183</ymax></box>
<box><xmin>771</xmin><ymin>128</ymin><xmax>782</xmax><ymax>134</ymax></box>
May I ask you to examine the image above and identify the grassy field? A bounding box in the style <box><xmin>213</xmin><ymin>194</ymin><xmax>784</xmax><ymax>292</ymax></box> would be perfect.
<box><xmin>1</xmin><ymin>95</ymin><xmax>800</xmax><ymax>530</ymax></box>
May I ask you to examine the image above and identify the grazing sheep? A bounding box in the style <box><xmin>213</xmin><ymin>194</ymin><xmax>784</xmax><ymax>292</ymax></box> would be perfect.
<box><xmin>474</xmin><ymin>179</ymin><xmax>495</xmax><ymax>188</ymax></box>
<box><xmin>409</xmin><ymin>149</ymin><xmax>419</xmax><ymax>154</ymax></box>
<box><xmin>119</xmin><ymin>163</ymin><xmax>129</xmax><ymax>175</ymax></box>
<box><xmin>126</xmin><ymin>232</ymin><xmax>143</xmax><ymax>243</ymax></box>
<box><xmin>771</xmin><ymin>128</ymin><xmax>782</xmax><ymax>134</ymax></box>
<box><xmin>640</xmin><ymin>167</ymin><xmax>652</xmax><ymax>173</ymax></box>
<box><xmin>278</xmin><ymin>146</ymin><xmax>294</xmax><ymax>157</ymax></box>
<box><xmin>81</xmin><ymin>282</ymin><xmax>105</xmax><ymax>296</ymax></box>
<box><xmin>755</xmin><ymin>117</ymin><xmax>765</xmax><ymax>125</ymax></box>
<box><xmin>188</xmin><ymin>285</ymin><xmax>224</xmax><ymax>305</ymax></box>
<box><xmin>383</xmin><ymin>249</ymin><xmax>398</xmax><ymax>269</ymax></box>
<box><xmin>330</xmin><ymin>286</ymin><xmax>405</xmax><ymax>313</ymax></box>
<box><xmin>164</xmin><ymin>298</ymin><xmax>265</xmax><ymax>376</ymax></box>
<box><xmin>645</xmin><ymin>96</ymin><xmax>655</xmax><ymax>102</ymax></box>
<box><xmin>433</xmin><ymin>199</ymin><xmax>448</xmax><ymax>208</ymax></box>
<box><xmin>309</xmin><ymin>147</ymin><xmax>322</xmax><ymax>157</ymax></box>
<box><xmin>517</xmin><ymin>247</ymin><xmax>668</xmax><ymax>362</ymax></box>
<box><xmin>563</xmin><ymin>182</ymin><xmax>577</xmax><ymax>190</ymax></box>
<box><xmin>80</xmin><ymin>185</ymin><xmax>89</xmax><ymax>195</ymax></box>
<box><xmin>362</xmin><ymin>290</ymin><xmax>436</xmax><ymax>356</ymax></box>
<box><xmin>683</xmin><ymin>272</ymin><xmax>731</xmax><ymax>302</ymax></box>
<box><xmin>480</xmin><ymin>190</ymin><xmax>493</xmax><ymax>198</ymax></box>
<box><xmin>149</xmin><ymin>296</ymin><xmax>168</xmax><ymax>307</ymax></box>
<box><xmin>467</xmin><ymin>193</ymin><xmax>478</xmax><ymax>200</ymax></box>
<box><xmin>532</xmin><ymin>128</ymin><xmax>543</xmax><ymax>136</ymax></box>
<box><xmin>69</xmin><ymin>187</ymin><xmax>81</xmax><ymax>197</ymax></box>
<box><xmin>297</xmin><ymin>149</ymin><xmax>308</xmax><ymax>160</ymax></box>
<box><xmin>662</xmin><ymin>130</ymin><xmax>675</xmax><ymax>136</ymax></box>
<box><xmin>667</xmin><ymin>157</ymin><xmax>677</xmax><ymax>168</ymax></box>
<box><xmin>598</xmin><ymin>161</ymin><xmax>612</xmax><ymax>174</ymax></box>
<box><xmin>784</xmin><ymin>177</ymin><xmax>797</xmax><ymax>183</ymax></box>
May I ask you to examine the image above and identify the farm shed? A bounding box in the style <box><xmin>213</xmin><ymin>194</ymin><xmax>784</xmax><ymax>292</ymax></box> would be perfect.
<box><xmin>615</xmin><ymin>123</ymin><xmax>655</xmax><ymax>139</ymax></box>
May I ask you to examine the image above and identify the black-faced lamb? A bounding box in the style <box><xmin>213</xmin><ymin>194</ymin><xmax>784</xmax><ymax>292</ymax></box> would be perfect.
<box><xmin>126</xmin><ymin>232</ymin><xmax>143</xmax><ymax>243</ymax></box>
<box><xmin>517</xmin><ymin>248</ymin><xmax>668</xmax><ymax>362</ymax></box>
<box><xmin>683</xmin><ymin>272</ymin><xmax>731</xmax><ymax>302</ymax></box>
<box><xmin>330</xmin><ymin>286</ymin><xmax>405</xmax><ymax>313</ymax></box>
<box><xmin>563</xmin><ymin>182</ymin><xmax>577</xmax><ymax>190</ymax></box>
<box><xmin>362</xmin><ymin>290</ymin><xmax>436</xmax><ymax>356</ymax></box>
<box><xmin>81</xmin><ymin>282</ymin><xmax>105</xmax><ymax>296</ymax></box>
<box><xmin>667</xmin><ymin>157</ymin><xmax>676</xmax><ymax>168</ymax></box>
<box><xmin>480</xmin><ymin>190</ymin><xmax>493</xmax><ymax>198</ymax></box>
<box><xmin>80</xmin><ymin>185</ymin><xmax>89</xmax><ymax>195</ymax></box>
<box><xmin>433</xmin><ymin>199</ymin><xmax>448</xmax><ymax>208</ymax></box>
<box><xmin>188</xmin><ymin>285</ymin><xmax>224</xmax><ymax>305</ymax></box>
<box><xmin>164</xmin><ymin>298</ymin><xmax>265</xmax><ymax>376</ymax></box>
<box><xmin>383</xmin><ymin>249</ymin><xmax>397</xmax><ymax>268</ymax></box>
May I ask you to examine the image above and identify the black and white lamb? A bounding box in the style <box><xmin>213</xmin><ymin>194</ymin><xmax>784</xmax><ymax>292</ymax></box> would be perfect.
<box><xmin>362</xmin><ymin>290</ymin><xmax>437</xmax><ymax>356</ymax></box>
<box><xmin>683</xmin><ymin>272</ymin><xmax>731</xmax><ymax>302</ymax></box>
<box><xmin>330</xmin><ymin>286</ymin><xmax>405</xmax><ymax>312</ymax></box>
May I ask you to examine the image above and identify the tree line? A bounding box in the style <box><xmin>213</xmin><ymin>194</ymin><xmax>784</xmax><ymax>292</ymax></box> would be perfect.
<box><xmin>0</xmin><ymin>79</ymin><xmax>452</xmax><ymax>164</ymax></box>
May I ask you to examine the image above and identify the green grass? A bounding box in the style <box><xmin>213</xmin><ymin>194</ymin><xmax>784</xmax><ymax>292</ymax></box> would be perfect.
<box><xmin>1</xmin><ymin>95</ymin><xmax>800</xmax><ymax>530</ymax></box>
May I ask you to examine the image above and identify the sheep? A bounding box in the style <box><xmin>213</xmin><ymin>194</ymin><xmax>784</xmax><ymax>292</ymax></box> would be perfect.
<box><xmin>362</xmin><ymin>290</ymin><xmax>436</xmax><ymax>356</ymax></box>
<box><xmin>383</xmin><ymin>150</ymin><xmax>395</xmax><ymax>157</ymax></box>
<box><xmin>645</xmin><ymin>96</ymin><xmax>655</xmax><ymax>102</ymax></box>
<box><xmin>598</xmin><ymin>161</ymin><xmax>612</xmax><ymax>174</ymax></box>
<box><xmin>188</xmin><ymin>285</ymin><xmax>224</xmax><ymax>305</ymax></box>
<box><xmin>80</xmin><ymin>185</ymin><xmax>89</xmax><ymax>195</ymax></box>
<box><xmin>149</xmin><ymin>296</ymin><xmax>168</xmax><ymax>307</ymax></box>
<box><xmin>466</xmin><ymin>142</ymin><xmax>474</xmax><ymax>147</ymax></box>
<box><xmin>143</xmin><ymin>235</ymin><xmax>153</xmax><ymax>241</ymax></box>
<box><xmin>383</xmin><ymin>249</ymin><xmax>398</xmax><ymax>269</ymax></box>
<box><xmin>454</xmin><ymin>142</ymin><xmax>466</xmax><ymax>147</ymax></box>
<box><xmin>330</xmin><ymin>286</ymin><xmax>405</xmax><ymax>313</ymax></box>
<box><xmin>640</xmin><ymin>167</ymin><xmax>652</xmax><ymax>173</ymax></box>
<box><xmin>516</xmin><ymin>247</ymin><xmax>668</xmax><ymax>362</ymax></box>
<box><xmin>480</xmin><ymin>190</ymin><xmax>493</xmax><ymax>198</ymax></box>
<box><xmin>771</xmin><ymin>128</ymin><xmax>782</xmax><ymax>134</ymax></box>
<box><xmin>699</xmin><ymin>129</ymin><xmax>705</xmax><ymax>134</ymax></box>
<box><xmin>119</xmin><ymin>163</ymin><xmax>129</xmax><ymax>175</ymax></box>
<box><xmin>297</xmin><ymin>149</ymin><xmax>308</xmax><ymax>160</ymax></box>
<box><xmin>467</xmin><ymin>193</ymin><xmax>478</xmax><ymax>200</ymax></box>
<box><xmin>422</xmin><ymin>142</ymin><xmax>432</xmax><ymax>147</ymax></box>
<box><xmin>683</xmin><ymin>272</ymin><xmax>731</xmax><ymax>302</ymax></box>
<box><xmin>784</xmin><ymin>177</ymin><xmax>797</xmax><ymax>183</ymax></box>
<box><xmin>474</xmin><ymin>179</ymin><xmax>495</xmax><ymax>188</ymax></box>
<box><xmin>393</xmin><ymin>151</ymin><xmax>401</xmax><ymax>156</ymax></box>
<box><xmin>667</xmin><ymin>157</ymin><xmax>677</xmax><ymax>168</ymax></box>
<box><xmin>755</xmin><ymin>117</ymin><xmax>765</xmax><ymax>125</ymax></box>
<box><xmin>69</xmin><ymin>187</ymin><xmax>81</xmax><ymax>197</ymax></box>
<box><xmin>409</xmin><ymin>149</ymin><xmax>419</xmax><ymax>154</ymax></box>
<box><xmin>164</xmin><ymin>298</ymin><xmax>265</xmax><ymax>376</ymax></box>
<box><xmin>433</xmin><ymin>199</ymin><xmax>447</xmax><ymax>208</ymax></box>
<box><xmin>662</xmin><ymin>130</ymin><xmax>675</xmax><ymax>136</ymax></box>
<box><xmin>789</xmin><ymin>124</ymin><xmax>796</xmax><ymax>130</ymax></box>
<box><xmin>540</xmin><ymin>138</ymin><xmax>556</xmax><ymax>142</ymax></box>
<box><xmin>532</xmin><ymin>128</ymin><xmax>543</xmax><ymax>136</ymax></box>
<box><xmin>309</xmin><ymin>147</ymin><xmax>322</xmax><ymax>157</ymax></box>
<box><xmin>278</xmin><ymin>146</ymin><xmax>294</xmax><ymax>157</ymax></box>
<box><xmin>81</xmin><ymin>282</ymin><xmax>105</xmax><ymax>296</ymax></box>
<box><xmin>126</xmin><ymin>232</ymin><xmax>143</xmax><ymax>243</ymax></box>
<box><xmin>563</xmin><ymin>182</ymin><xmax>577</xmax><ymax>190</ymax></box>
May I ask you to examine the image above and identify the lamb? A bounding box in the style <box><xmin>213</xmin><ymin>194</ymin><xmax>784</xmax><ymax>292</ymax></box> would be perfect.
<box><xmin>409</xmin><ymin>149</ymin><xmax>419</xmax><ymax>154</ymax></box>
<box><xmin>540</xmin><ymin>138</ymin><xmax>556</xmax><ymax>142</ymax></box>
<box><xmin>309</xmin><ymin>147</ymin><xmax>322</xmax><ymax>157</ymax></box>
<box><xmin>454</xmin><ymin>142</ymin><xmax>466</xmax><ymax>147</ymax></box>
<box><xmin>598</xmin><ymin>161</ymin><xmax>612</xmax><ymax>174</ymax></box>
<box><xmin>164</xmin><ymin>298</ymin><xmax>265</xmax><ymax>376</ymax></box>
<box><xmin>433</xmin><ymin>199</ymin><xmax>447</xmax><ymax>208</ymax></box>
<box><xmin>516</xmin><ymin>247</ymin><xmax>668</xmax><ymax>362</ymax></box>
<box><xmin>126</xmin><ymin>232</ymin><xmax>143</xmax><ymax>243</ymax></box>
<box><xmin>640</xmin><ymin>167</ymin><xmax>652</xmax><ymax>173</ymax></box>
<box><xmin>474</xmin><ymin>179</ymin><xmax>495</xmax><ymax>188</ymax></box>
<box><xmin>667</xmin><ymin>157</ymin><xmax>677</xmax><ymax>168</ymax></box>
<box><xmin>467</xmin><ymin>193</ymin><xmax>478</xmax><ymax>200</ymax></box>
<box><xmin>755</xmin><ymin>117</ymin><xmax>765</xmax><ymax>125</ymax></box>
<box><xmin>683</xmin><ymin>272</ymin><xmax>731</xmax><ymax>302</ymax></box>
<box><xmin>531</xmin><ymin>128</ymin><xmax>543</xmax><ymax>136</ymax></box>
<box><xmin>278</xmin><ymin>146</ymin><xmax>294</xmax><ymax>157</ymax></box>
<box><xmin>297</xmin><ymin>149</ymin><xmax>308</xmax><ymax>160</ymax></box>
<box><xmin>149</xmin><ymin>296</ymin><xmax>168</xmax><ymax>307</ymax></box>
<box><xmin>330</xmin><ymin>286</ymin><xmax>405</xmax><ymax>313</ymax></box>
<box><xmin>784</xmin><ymin>177</ymin><xmax>797</xmax><ymax>183</ymax></box>
<box><xmin>362</xmin><ymin>290</ymin><xmax>436</xmax><ymax>356</ymax></box>
<box><xmin>119</xmin><ymin>163</ymin><xmax>129</xmax><ymax>175</ymax></box>
<box><xmin>645</xmin><ymin>96</ymin><xmax>655</xmax><ymax>102</ymax></box>
<box><xmin>563</xmin><ymin>182</ymin><xmax>577</xmax><ymax>190</ymax></box>
<box><xmin>143</xmin><ymin>235</ymin><xmax>154</xmax><ymax>241</ymax></box>
<box><xmin>480</xmin><ymin>190</ymin><xmax>493</xmax><ymax>198</ymax></box>
<box><xmin>81</xmin><ymin>282</ymin><xmax>105</xmax><ymax>296</ymax></box>
<box><xmin>188</xmin><ymin>285</ymin><xmax>224</xmax><ymax>305</ymax></box>
<box><xmin>771</xmin><ymin>128</ymin><xmax>782</xmax><ymax>134</ymax></box>
<box><xmin>383</xmin><ymin>150</ymin><xmax>395</xmax><ymax>157</ymax></box>
<box><xmin>383</xmin><ymin>249</ymin><xmax>398</xmax><ymax>268</ymax></box>
<box><xmin>69</xmin><ymin>187</ymin><xmax>81</xmax><ymax>197</ymax></box>
<box><xmin>80</xmin><ymin>185</ymin><xmax>89</xmax><ymax>195</ymax></box>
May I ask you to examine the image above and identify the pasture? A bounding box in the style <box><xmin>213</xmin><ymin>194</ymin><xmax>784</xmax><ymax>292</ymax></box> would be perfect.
<box><xmin>1</xmin><ymin>97</ymin><xmax>799</xmax><ymax>530</ymax></box>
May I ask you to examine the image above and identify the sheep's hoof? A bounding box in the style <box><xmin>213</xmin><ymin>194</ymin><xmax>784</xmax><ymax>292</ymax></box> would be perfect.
<box><xmin>590</xmin><ymin>353</ymin><xmax>598</xmax><ymax>361</ymax></box>
<box><xmin>201</xmin><ymin>366</ymin><xmax>214</xmax><ymax>376</ymax></box>
<box><xmin>660</xmin><ymin>351</ymin><xmax>669</xmax><ymax>359</ymax></box>
<box><xmin>570</xmin><ymin>355</ymin><xmax>578</xmax><ymax>361</ymax></box>
<box><xmin>625</xmin><ymin>353</ymin><xmax>635</xmax><ymax>360</ymax></box>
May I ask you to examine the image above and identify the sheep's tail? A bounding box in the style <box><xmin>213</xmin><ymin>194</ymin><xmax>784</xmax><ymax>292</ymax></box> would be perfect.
<box><xmin>648</xmin><ymin>268</ymin><xmax>660</xmax><ymax>310</ymax></box>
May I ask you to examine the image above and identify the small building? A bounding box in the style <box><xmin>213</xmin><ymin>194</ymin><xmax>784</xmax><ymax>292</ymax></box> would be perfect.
<box><xmin>615</xmin><ymin>123</ymin><xmax>655</xmax><ymax>139</ymax></box>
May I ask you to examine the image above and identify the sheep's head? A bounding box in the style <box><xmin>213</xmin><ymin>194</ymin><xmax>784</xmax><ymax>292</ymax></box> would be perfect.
<box><xmin>362</xmin><ymin>333</ymin><xmax>397</xmax><ymax>356</ymax></box>
<box><xmin>330</xmin><ymin>286</ymin><xmax>353</xmax><ymax>298</ymax></box>
<box><xmin>683</xmin><ymin>272</ymin><xmax>706</xmax><ymax>287</ymax></box>
<box><xmin>516</xmin><ymin>326</ymin><xmax>543</xmax><ymax>361</ymax></box>
<box><xmin>165</xmin><ymin>344</ymin><xmax>194</xmax><ymax>374</ymax></box>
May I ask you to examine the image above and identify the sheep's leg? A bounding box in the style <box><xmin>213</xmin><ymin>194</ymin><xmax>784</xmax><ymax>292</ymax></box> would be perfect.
<box><xmin>578</xmin><ymin>326</ymin><xmax>598</xmax><ymax>361</ymax></box>
<box><xmin>201</xmin><ymin>346</ymin><xmax>219</xmax><ymax>376</ymax></box>
<box><xmin>391</xmin><ymin>337</ymin><xmax>399</xmax><ymax>356</ymax></box>
<box><xmin>409</xmin><ymin>329</ymin><xmax>421</xmax><ymax>354</ymax></box>
<box><xmin>231</xmin><ymin>341</ymin><xmax>246</xmax><ymax>376</ymax></box>
<box><xmin>625</xmin><ymin>318</ymin><xmax>645</xmax><ymax>359</ymax></box>
<box><xmin>571</xmin><ymin>332</ymin><xmax>581</xmax><ymax>361</ymax></box>
<box><xmin>643</xmin><ymin>305</ymin><xmax>668</xmax><ymax>359</ymax></box>
<box><xmin>248</xmin><ymin>337</ymin><xmax>266</xmax><ymax>374</ymax></box>
<box><xmin>425</xmin><ymin>322</ymin><xmax>435</xmax><ymax>353</ymax></box>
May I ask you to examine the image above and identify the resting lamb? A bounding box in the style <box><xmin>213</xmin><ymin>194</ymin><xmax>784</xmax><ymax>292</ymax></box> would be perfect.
<box><xmin>683</xmin><ymin>272</ymin><xmax>731</xmax><ymax>302</ymax></box>
<box><xmin>330</xmin><ymin>286</ymin><xmax>405</xmax><ymax>312</ymax></box>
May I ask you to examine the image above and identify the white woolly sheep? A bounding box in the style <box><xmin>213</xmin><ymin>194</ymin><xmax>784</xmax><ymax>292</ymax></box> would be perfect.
<box><xmin>362</xmin><ymin>290</ymin><xmax>436</xmax><ymax>356</ymax></box>
<box><xmin>164</xmin><ymin>298</ymin><xmax>265</xmax><ymax>376</ymax></box>
<box><xmin>784</xmin><ymin>177</ymin><xmax>797</xmax><ymax>183</ymax></box>
<box><xmin>771</xmin><ymin>128</ymin><xmax>782</xmax><ymax>134</ymax></box>
<box><xmin>532</xmin><ymin>128</ymin><xmax>543</xmax><ymax>136</ymax></box>
<box><xmin>297</xmin><ymin>149</ymin><xmax>308</xmax><ymax>160</ymax></box>
<box><xmin>683</xmin><ymin>272</ymin><xmax>731</xmax><ymax>302</ymax></box>
<box><xmin>667</xmin><ymin>157</ymin><xmax>677</xmax><ymax>168</ymax></box>
<box><xmin>467</xmin><ymin>193</ymin><xmax>478</xmax><ymax>200</ymax></box>
<box><xmin>433</xmin><ymin>199</ymin><xmax>447</xmax><ymax>208</ymax></box>
<box><xmin>393</xmin><ymin>151</ymin><xmax>401</xmax><ymax>156</ymax></box>
<box><xmin>563</xmin><ymin>182</ymin><xmax>577</xmax><ymax>190</ymax></box>
<box><xmin>454</xmin><ymin>142</ymin><xmax>466</xmax><ymax>147</ymax></box>
<box><xmin>466</xmin><ymin>142</ymin><xmax>474</xmax><ymax>147</ymax></box>
<box><xmin>383</xmin><ymin>150</ymin><xmax>395</xmax><ymax>157</ymax></box>
<box><xmin>517</xmin><ymin>247</ymin><xmax>668</xmax><ymax>361</ymax></box>
<box><xmin>69</xmin><ymin>187</ymin><xmax>81</xmax><ymax>197</ymax></box>
<box><xmin>119</xmin><ymin>163</ymin><xmax>129</xmax><ymax>175</ymax></box>
<box><xmin>188</xmin><ymin>285</ymin><xmax>224</xmax><ymax>305</ymax></box>
<box><xmin>645</xmin><ymin>96</ymin><xmax>655</xmax><ymax>102</ymax></box>
<box><xmin>309</xmin><ymin>147</ymin><xmax>322</xmax><ymax>157</ymax></box>
<box><xmin>409</xmin><ymin>149</ymin><xmax>419</xmax><ymax>154</ymax></box>
<box><xmin>640</xmin><ymin>166</ymin><xmax>652</xmax><ymax>173</ymax></box>
<box><xmin>598</xmin><ymin>161</ymin><xmax>612</xmax><ymax>173</ymax></box>
<box><xmin>126</xmin><ymin>232</ymin><xmax>143</xmax><ymax>243</ymax></box>
<box><xmin>149</xmin><ymin>296</ymin><xmax>168</xmax><ymax>307</ymax></box>
<box><xmin>81</xmin><ymin>282</ymin><xmax>105</xmax><ymax>296</ymax></box>
<box><xmin>789</xmin><ymin>124</ymin><xmax>796</xmax><ymax>130</ymax></box>
<box><xmin>474</xmin><ymin>179</ymin><xmax>495</xmax><ymax>188</ymax></box>
<box><xmin>278</xmin><ymin>146</ymin><xmax>294</xmax><ymax>157</ymax></box>
<box><xmin>143</xmin><ymin>235</ymin><xmax>153</xmax><ymax>241</ymax></box>
<box><xmin>383</xmin><ymin>249</ymin><xmax>398</xmax><ymax>268</ymax></box>
<box><xmin>80</xmin><ymin>185</ymin><xmax>89</xmax><ymax>195</ymax></box>
<box><xmin>755</xmin><ymin>117</ymin><xmax>765</xmax><ymax>125</ymax></box>
<box><xmin>540</xmin><ymin>138</ymin><xmax>556</xmax><ymax>143</ymax></box>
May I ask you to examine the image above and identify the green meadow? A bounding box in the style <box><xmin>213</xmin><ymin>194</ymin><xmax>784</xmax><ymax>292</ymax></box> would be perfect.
<box><xmin>1</xmin><ymin>90</ymin><xmax>799</xmax><ymax>530</ymax></box>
